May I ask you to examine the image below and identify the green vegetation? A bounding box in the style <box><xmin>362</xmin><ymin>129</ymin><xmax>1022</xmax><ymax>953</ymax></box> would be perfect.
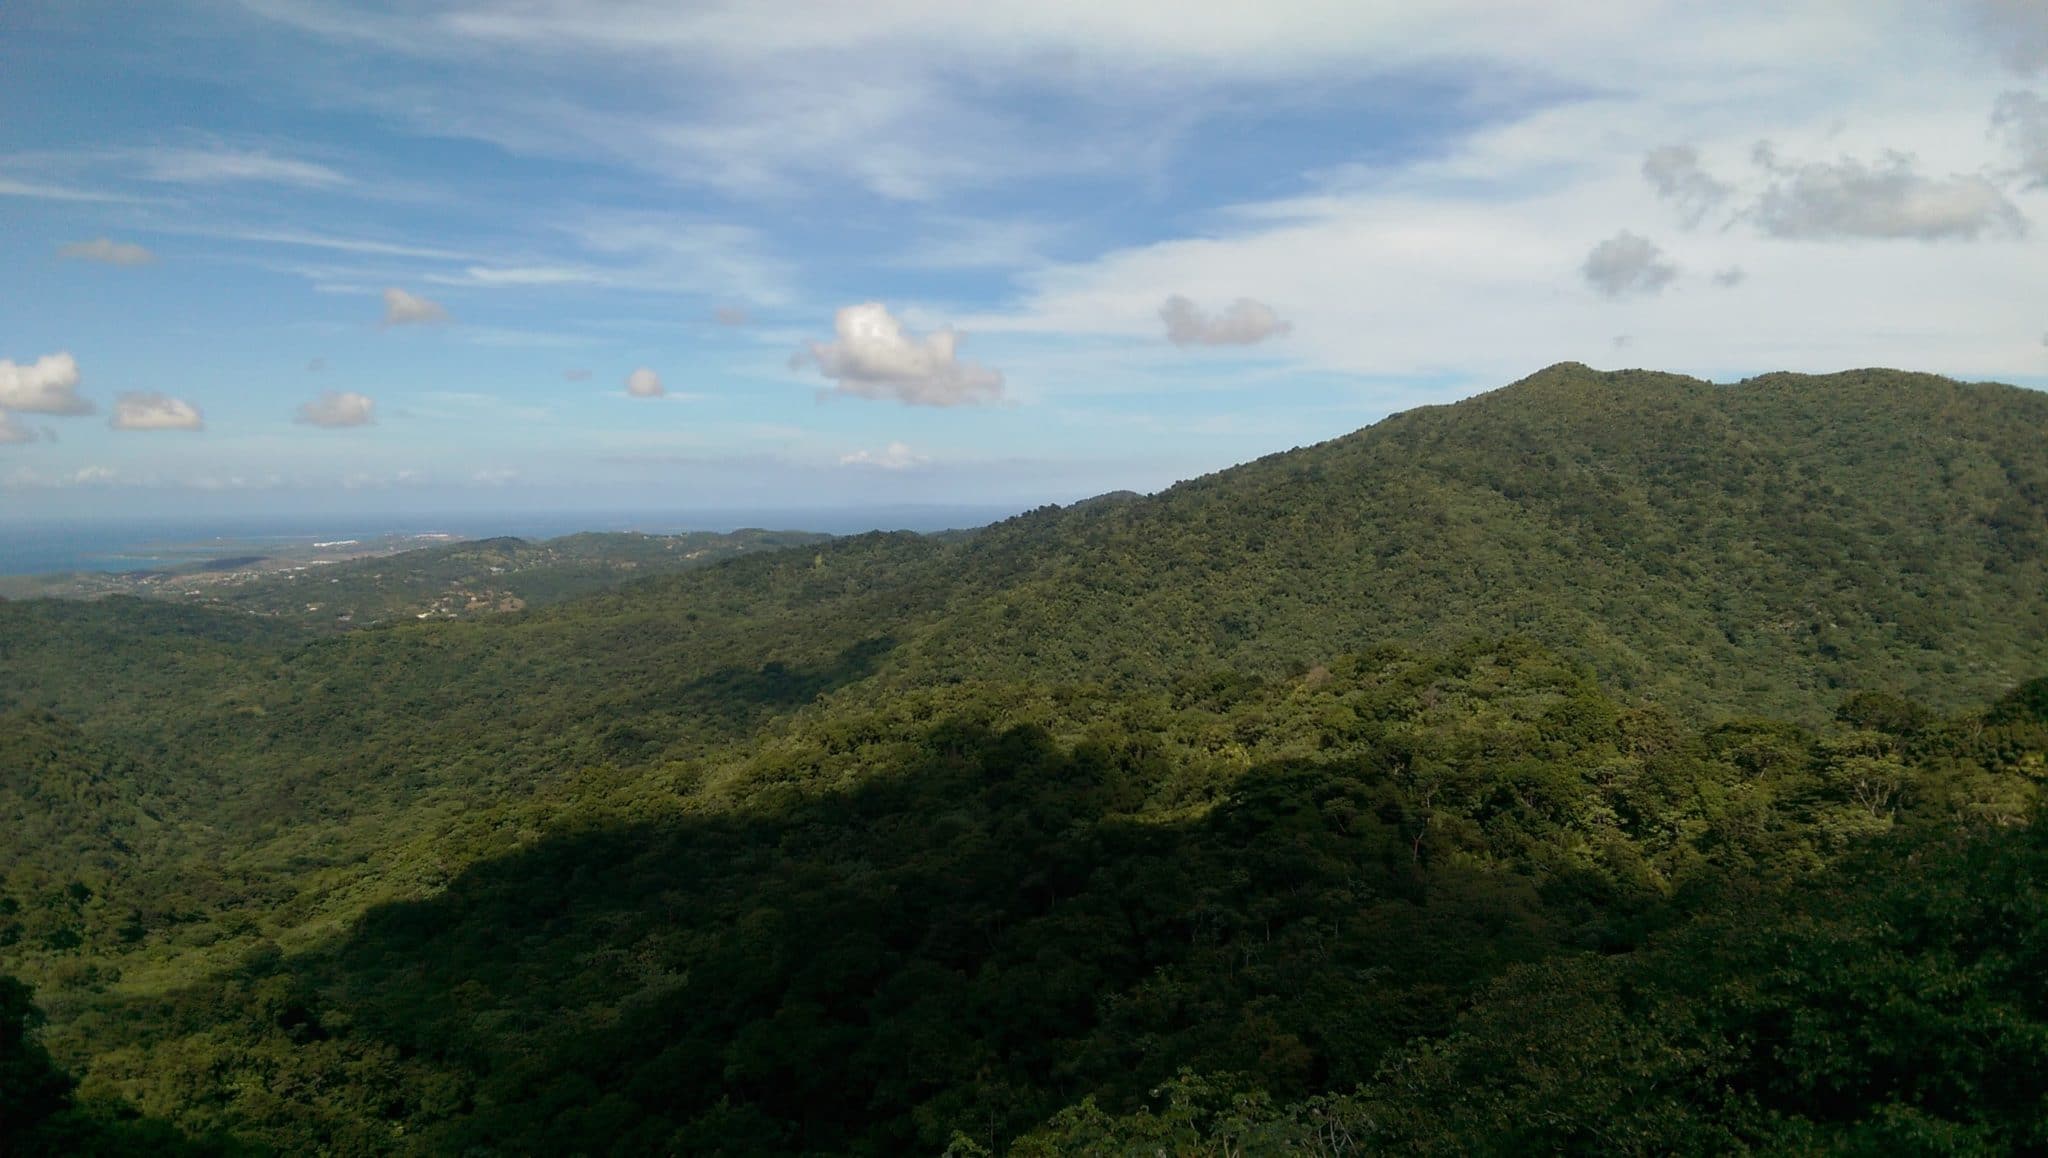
<box><xmin>4</xmin><ymin>364</ymin><xmax>2048</xmax><ymax>1153</ymax></box>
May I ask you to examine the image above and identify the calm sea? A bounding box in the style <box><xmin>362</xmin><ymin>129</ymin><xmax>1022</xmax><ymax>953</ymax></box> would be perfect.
<box><xmin>0</xmin><ymin>506</ymin><xmax>1023</xmax><ymax>577</ymax></box>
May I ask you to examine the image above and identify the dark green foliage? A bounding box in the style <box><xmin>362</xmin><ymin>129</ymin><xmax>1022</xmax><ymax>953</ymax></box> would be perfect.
<box><xmin>35</xmin><ymin>648</ymin><xmax>2045</xmax><ymax>1153</ymax></box>
<box><xmin>1036</xmin><ymin>812</ymin><xmax>2048</xmax><ymax>1155</ymax></box>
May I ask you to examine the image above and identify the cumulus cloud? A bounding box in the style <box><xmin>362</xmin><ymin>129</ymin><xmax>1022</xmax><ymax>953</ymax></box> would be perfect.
<box><xmin>1750</xmin><ymin>150</ymin><xmax>2025</xmax><ymax>241</ymax></box>
<box><xmin>110</xmin><ymin>392</ymin><xmax>205</xmax><ymax>431</ymax></box>
<box><xmin>798</xmin><ymin>303</ymin><xmax>1004</xmax><ymax>406</ymax></box>
<box><xmin>1642</xmin><ymin>145</ymin><xmax>1731</xmax><ymax>227</ymax></box>
<box><xmin>713</xmin><ymin>306</ymin><xmax>751</xmax><ymax>326</ymax></box>
<box><xmin>1159</xmin><ymin>295</ymin><xmax>1293</xmax><ymax>347</ymax></box>
<box><xmin>0</xmin><ymin>412</ymin><xmax>34</xmax><ymax>444</ymax></box>
<box><xmin>1972</xmin><ymin>0</ymin><xmax>2048</xmax><ymax>74</ymax></box>
<box><xmin>58</xmin><ymin>238</ymin><xmax>156</xmax><ymax>265</ymax></box>
<box><xmin>839</xmin><ymin>441</ymin><xmax>927</xmax><ymax>469</ymax></box>
<box><xmin>1994</xmin><ymin>91</ymin><xmax>2048</xmax><ymax>188</ymax></box>
<box><xmin>626</xmin><ymin>367</ymin><xmax>665</xmax><ymax>397</ymax></box>
<box><xmin>381</xmin><ymin>287</ymin><xmax>450</xmax><ymax>326</ymax></box>
<box><xmin>0</xmin><ymin>353</ymin><xmax>94</xmax><ymax>415</ymax></box>
<box><xmin>1712</xmin><ymin>266</ymin><xmax>1748</xmax><ymax>288</ymax></box>
<box><xmin>297</xmin><ymin>391</ymin><xmax>376</xmax><ymax>427</ymax></box>
<box><xmin>1581</xmin><ymin>231</ymin><xmax>1678</xmax><ymax>298</ymax></box>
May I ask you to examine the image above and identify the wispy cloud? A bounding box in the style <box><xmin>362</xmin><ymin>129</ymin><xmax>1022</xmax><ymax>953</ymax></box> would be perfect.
<box><xmin>206</xmin><ymin>227</ymin><xmax>476</xmax><ymax>261</ymax></box>
<box><xmin>0</xmin><ymin>176</ymin><xmax>139</xmax><ymax>203</ymax></box>
<box><xmin>141</xmin><ymin>145</ymin><xmax>348</xmax><ymax>188</ymax></box>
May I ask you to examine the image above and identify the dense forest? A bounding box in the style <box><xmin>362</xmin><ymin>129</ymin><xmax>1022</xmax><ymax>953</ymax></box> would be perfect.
<box><xmin>5</xmin><ymin>363</ymin><xmax>2048</xmax><ymax>1154</ymax></box>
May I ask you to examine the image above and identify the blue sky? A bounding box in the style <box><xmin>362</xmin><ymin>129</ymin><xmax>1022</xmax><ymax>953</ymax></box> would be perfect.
<box><xmin>4</xmin><ymin>0</ymin><xmax>2047</xmax><ymax>524</ymax></box>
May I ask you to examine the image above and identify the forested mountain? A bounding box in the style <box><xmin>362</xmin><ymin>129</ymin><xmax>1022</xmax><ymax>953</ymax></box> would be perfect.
<box><xmin>4</xmin><ymin>363</ymin><xmax>2048</xmax><ymax>1154</ymax></box>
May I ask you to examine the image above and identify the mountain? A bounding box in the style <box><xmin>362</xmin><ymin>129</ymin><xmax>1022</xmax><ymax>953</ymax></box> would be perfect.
<box><xmin>3</xmin><ymin>363</ymin><xmax>2047</xmax><ymax>1154</ymax></box>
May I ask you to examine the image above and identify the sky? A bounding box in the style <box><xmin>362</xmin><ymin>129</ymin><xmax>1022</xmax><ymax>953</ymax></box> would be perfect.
<box><xmin>4</xmin><ymin>0</ymin><xmax>2048</xmax><ymax>524</ymax></box>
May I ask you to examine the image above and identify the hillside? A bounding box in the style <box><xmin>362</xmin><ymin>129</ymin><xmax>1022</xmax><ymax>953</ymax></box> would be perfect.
<box><xmin>3</xmin><ymin>363</ymin><xmax>2048</xmax><ymax>1153</ymax></box>
<box><xmin>875</xmin><ymin>363</ymin><xmax>2048</xmax><ymax>716</ymax></box>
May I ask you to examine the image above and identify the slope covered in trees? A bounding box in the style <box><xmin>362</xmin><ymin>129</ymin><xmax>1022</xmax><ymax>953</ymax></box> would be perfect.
<box><xmin>3</xmin><ymin>363</ymin><xmax>2047</xmax><ymax>1153</ymax></box>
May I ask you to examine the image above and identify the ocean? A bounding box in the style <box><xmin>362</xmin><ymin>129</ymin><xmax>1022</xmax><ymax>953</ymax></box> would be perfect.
<box><xmin>0</xmin><ymin>506</ymin><xmax>1025</xmax><ymax>577</ymax></box>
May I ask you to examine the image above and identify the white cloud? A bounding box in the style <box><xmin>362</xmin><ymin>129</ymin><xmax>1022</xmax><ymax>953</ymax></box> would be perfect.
<box><xmin>798</xmin><ymin>303</ymin><xmax>1004</xmax><ymax>406</ymax></box>
<box><xmin>473</xmin><ymin>468</ymin><xmax>519</xmax><ymax>484</ymax></box>
<box><xmin>1994</xmin><ymin>91</ymin><xmax>2048</xmax><ymax>187</ymax></box>
<box><xmin>1159</xmin><ymin>295</ymin><xmax>1293</xmax><ymax>347</ymax></box>
<box><xmin>626</xmin><ymin>367</ymin><xmax>665</xmax><ymax>397</ymax></box>
<box><xmin>296</xmin><ymin>391</ymin><xmax>377</xmax><ymax>427</ymax></box>
<box><xmin>382</xmin><ymin>286</ymin><xmax>450</xmax><ymax>326</ymax></box>
<box><xmin>71</xmin><ymin>466</ymin><xmax>117</xmax><ymax>485</ymax></box>
<box><xmin>1582</xmin><ymin>231</ymin><xmax>1679</xmax><ymax>298</ymax></box>
<box><xmin>839</xmin><ymin>441</ymin><xmax>927</xmax><ymax>469</ymax></box>
<box><xmin>0</xmin><ymin>353</ymin><xmax>93</xmax><ymax>415</ymax></box>
<box><xmin>1642</xmin><ymin>145</ymin><xmax>1731</xmax><ymax>227</ymax></box>
<box><xmin>142</xmin><ymin>146</ymin><xmax>347</xmax><ymax>187</ymax></box>
<box><xmin>1713</xmin><ymin>266</ymin><xmax>1748</xmax><ymax>287</ymax></box>
<box><xmin>58</xmin><ymin>238</ymin><xmax>156</xmax><ymax>265</ymax></box>
<box><xmin>111</xmin><ymin>392</ymin><xmax>205</xmax><ymax>431</ymax></box>
<box><xmin>1750</xmin><ymin>149</ymin><xmax>2025</xmax><ymax>241</ymax></box>
<box><xmin>0</xmin><ymin>412</ymin><xmax>34</xmax><ymax>444</ymax></box>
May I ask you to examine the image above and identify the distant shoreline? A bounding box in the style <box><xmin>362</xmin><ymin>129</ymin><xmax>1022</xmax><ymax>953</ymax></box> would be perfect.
<box><xmin>0</xmin><ymin>504</ymin><xmax>1030</xmax><ymax>578</ymax></box>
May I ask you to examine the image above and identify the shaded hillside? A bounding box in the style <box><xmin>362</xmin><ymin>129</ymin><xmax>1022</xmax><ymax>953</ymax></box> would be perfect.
<box><xmin>44</xmin><ymin>650</ymin><xmax>2048</xmax><ymax>1154</ymax></box>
